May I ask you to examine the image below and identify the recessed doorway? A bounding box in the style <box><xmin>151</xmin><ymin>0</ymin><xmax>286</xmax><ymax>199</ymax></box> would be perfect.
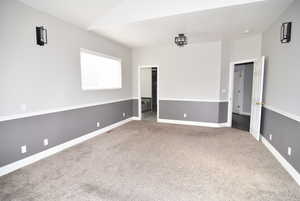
<box><xmin>138</xmin><ymin>66</ymin><xmax>159</xmax><ymax>121</ymax></box>
<box><xmin>231</xmin><ymin>62</ymin><xmax>254</xmax><ymax>131</ymax></box>
<box><xmin>228</xmin><ymin>57</ymin><xmax>265</xmax><ymax>141</ymax></box>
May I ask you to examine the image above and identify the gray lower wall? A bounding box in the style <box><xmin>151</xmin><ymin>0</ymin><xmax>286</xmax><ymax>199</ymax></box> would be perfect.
<box><xmin>159</xmin><ymin>100</ymin><xmax>228</xmax><ymax>123</ymax></box>
<box><xmin>132</xmin><ymin>99</ymin><xmax>139</xmax><ymax>117</ymax></box>
<box><xmin>0</xmin><ymin>100</ymin><xmax>134</xmax><ymax>167</ymax></box>
<box><xmin>261</xmin><ymin>107</ymin><xmax>300</xmax><ymax>173</ymax></box>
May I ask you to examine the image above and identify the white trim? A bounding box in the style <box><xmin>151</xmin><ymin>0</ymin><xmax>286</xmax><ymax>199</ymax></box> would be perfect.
<box><xmin>131</xmin><ymin>116</ymin><xmax>141</xmax><ymax>121</ymax></box>
<box><xmin>264</xmin><ymin>104</ymin><xmax>300</xmax><ymax>123</ymax></box>
<box><xmin>159</xmin><ymin>98</ymin><xmax>228</xmax><ymax>102</ymax></box>
<box><xmin>261</xmin><ymin>136</ymin><xmax>300</xmax><ymax>186</ymax></box>
<box><xmin>157</xmin><ymin>118</ymin><xmax>228</xmax><ymax>128</ymax></box>
<box><xmin>138</xmin><ymin>65</ymin><xmax>159</xmax><ymax>121</ymax></box>
<box><xmin>0</xmin><ymin>117</ymin><xmax>134</xmax><ymax>177</ymax></box>
<box><xmin>0</xmin><ymin>98</ymin><xmax>134</xmax><ymax>122</ymax></box>
<box><xmin>231</xmin><ymin>58</ymin><xmax>257</xmax><ymax>65</ymax></box>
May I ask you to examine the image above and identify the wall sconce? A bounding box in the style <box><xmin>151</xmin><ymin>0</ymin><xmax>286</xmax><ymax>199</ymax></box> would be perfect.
<box><xmin>280</xmin><ymin>22</ymin><xmax>292</xmax><ymax>43</ymax></box>
<box><xmin>175</xmin><ymin>33</ymin><xmax>187</xmax><ymax>47</ymax></box>
<box><xmin>36</xmin><ymin>26</ymin><xmax>47</xmax><ymax>46</ymax></box>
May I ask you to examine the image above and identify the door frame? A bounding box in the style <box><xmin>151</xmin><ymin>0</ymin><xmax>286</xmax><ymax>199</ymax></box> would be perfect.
<box><xmin>138</xmin><ymin>65</ymin><xmax>160</xmax><ymax>120</ymax></box>
<box><xmin>227</xmin><ymin>58</ymin><xmax>256</xmax><ymax>129</ymax></box>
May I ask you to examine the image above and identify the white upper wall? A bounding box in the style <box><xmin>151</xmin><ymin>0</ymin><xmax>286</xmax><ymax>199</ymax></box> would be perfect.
<box><xmin>219</xmin><ymin>34</ymin><xmax>262</xmax><ymax>100</ymax></box>
<box><xmin>0</xmin><ymin>0</ymin><xmax>132</xmax><ymax>117</ymax></box>
<box><xmin>132</xmin><ymin>42</ymin><xmax>222</xmax><ymax>100</ymax></box>
<box><xmin>262</xmin><ymin>0</ymin><xmax>300</xmax><ymax>116</ymax></box>
<box><xmin>230</xmin><ymin>34</ymin><xmax>262</xmax><ymax>61</ymax></box>
<box><xmin>141</xmin><ymin>68</ymin><xmax>152</xmax><ymax>98</ymax></box>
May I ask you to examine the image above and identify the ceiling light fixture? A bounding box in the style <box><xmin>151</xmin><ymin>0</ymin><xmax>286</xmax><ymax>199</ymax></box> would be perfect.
<box><xmin>175</xmin><ymin>34</ymin><xmax>187</xmax><ymax>47</ymax></box>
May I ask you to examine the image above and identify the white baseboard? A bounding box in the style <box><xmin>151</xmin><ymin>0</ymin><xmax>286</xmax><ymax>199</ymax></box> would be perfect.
<box><xmin>261</xmin><ymin>136</ymin><xmax>300</xmax><ymax>186</ymax></box>
<box><xmin>157</xmin><ymin>118</ymin><xmax>228</xmax><ymax>128</ymax></box>
<box><xmin>131</xmin><ymin>116</ymin><xmax>141</xmax><ymax>120</ymax></box>
<box><xmin>0</xmin><ymin>117</ymin><xmax>134</xmax><ymax>177</ymax></box>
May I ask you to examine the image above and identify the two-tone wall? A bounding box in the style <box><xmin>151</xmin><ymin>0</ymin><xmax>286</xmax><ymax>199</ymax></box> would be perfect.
<box><xmin>0</xmin><ymin>0</ymin><xmax>132</xmax><ymax>117</ymax></box>
<box><xmin>219</xmin><ymin>35</ymin><xmax>262</xmax><ymax>100</ymax></box>
<box><xmin>0</xmin><ymin>0</ymin><xmax>134</xmax><ymax>170</ymax></box>
<box><xmin>132</xmin><ymin>41</ymin><xmax>227</xmax><ymax>124</ymax></box>
<box><xmin>0</xmin><ymin>100</ymin><xmax>134</xmax><ymax>168</ymax></box>
<box><xmin>261</xmin><ymin>0</ymin><xmax>300</xmax><ymax>173</ymax></box>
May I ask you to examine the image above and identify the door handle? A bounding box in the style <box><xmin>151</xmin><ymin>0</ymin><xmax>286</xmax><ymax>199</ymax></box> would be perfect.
<box><xmin>256</xmin><ymin>102</ymin><xmax>264</xmax><ymax>105</ymax></box>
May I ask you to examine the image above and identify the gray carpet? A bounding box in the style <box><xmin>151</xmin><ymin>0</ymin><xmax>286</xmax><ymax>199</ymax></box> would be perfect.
<box><xmin>142</xmin><ymin>111</ymin><xmax>157</xmax><ymax>121</ymax></box>
<box><xmin>1</xmin><ymin>121</ymin><xmax>299</xmax><ymax>201</ymax></box>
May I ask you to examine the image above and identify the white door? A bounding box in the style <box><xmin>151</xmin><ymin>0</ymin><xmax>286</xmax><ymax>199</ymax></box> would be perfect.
<box><xmin>250</xmin><ymin>56</ymin><xmax>265</xmax><ymax>141</ymax></box>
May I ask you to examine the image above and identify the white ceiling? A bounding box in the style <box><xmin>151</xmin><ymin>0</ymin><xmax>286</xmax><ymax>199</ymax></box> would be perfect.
<box><xmin>19</xmin><ymin>0</ymin><xmax>293</xmax><ymax>48</ymax></box>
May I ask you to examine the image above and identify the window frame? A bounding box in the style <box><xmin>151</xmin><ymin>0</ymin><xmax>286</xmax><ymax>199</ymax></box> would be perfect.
<box><xmin>80</xmin><ymin>48</ymin><xmax>122</xmax><ymax>91</ymax></box>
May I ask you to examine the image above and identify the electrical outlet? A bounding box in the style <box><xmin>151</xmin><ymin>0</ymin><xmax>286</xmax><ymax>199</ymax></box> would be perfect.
<box><xmin>183</xmin><ymin>113</ymin><xmax>187</xmax><ymax>118</ymax></box>
<box><xmin>43</xmin><ymin>139</ymin><xmax>48</xmax><ymax>146</ymax></box>
<box><xmin>123</xmin><ymin>113</ymin><xmax>126</xmax><ymax>117</ymax></box>
<box><xmin>97</xmin><ymin>122</ymin><xmax>100</xmax><ymax>128</ymax></box>
<box><xmin>288</xmin><ymin>147</ymin><xmax>292</xmax><ymax>156</ymax></box>
<box><xmin>269</xmin><ymin>134</ymin><xmax>272</xmax><ymax>141</ymax></box>
<box><xmin>21</xmin><ymin>145</ymin><xmax>27</xmax><ymax>154</ymax></box>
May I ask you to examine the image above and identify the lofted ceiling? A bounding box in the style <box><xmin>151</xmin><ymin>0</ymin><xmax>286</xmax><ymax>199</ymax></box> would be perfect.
<box><xmin>19</xmin><ymin>0</ymin><xmax>293</xmax><ymax>48</ymax></box>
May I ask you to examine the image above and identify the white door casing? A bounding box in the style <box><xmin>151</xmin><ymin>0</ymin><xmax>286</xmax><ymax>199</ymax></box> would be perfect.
<box><xmin>228</xmin><ymin>57</ymin><xmax>265</xmax><ymax>141</ymax></box>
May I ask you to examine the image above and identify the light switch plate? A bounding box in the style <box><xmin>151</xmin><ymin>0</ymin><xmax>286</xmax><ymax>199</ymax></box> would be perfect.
<box><xmin>288</xmin><ymin>147</ymin><xmax>292</xmax><ymax>156</ymax></box>
<box><xmin>21</xmin><ymin>145</ymin><xmax>27</xmax><ymax>154</ymax></box>
<box><xmin>43</xmin><ymin>139</ymin><xmax>48</xmax><ymax>146</ymax></box>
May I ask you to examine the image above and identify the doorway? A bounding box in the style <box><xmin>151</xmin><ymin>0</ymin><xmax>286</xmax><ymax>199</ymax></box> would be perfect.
<box><xmin>231</xmin><ymin>62</ymin><xmax>254</xmax><ymax>131</ymax></box>
<box><xmin>228</xmin><ymin>57</ymin><xmax>265</xmax><ymax>141</ymax></box>
<box><xmin>138</xmin><ymin>66</ymin><xmax>158</xmax><ymax>121</ymax></box>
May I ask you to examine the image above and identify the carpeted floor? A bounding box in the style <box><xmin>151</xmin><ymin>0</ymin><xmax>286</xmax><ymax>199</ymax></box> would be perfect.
<box><xmin>142</xmin><ymin>111</ymin><xmax>157</xmax><ymax>121</ymax></box>
<box><xmin>1</xmin><ymin>121</ymin><xmax>299</xmax><ymax>201</ymax></box>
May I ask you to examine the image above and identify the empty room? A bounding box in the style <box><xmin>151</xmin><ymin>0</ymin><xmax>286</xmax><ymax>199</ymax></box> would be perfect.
<box><xmin>0</xmin><ymin>0</ymin><xmax>300</xmax><ymax>200</ymax></box>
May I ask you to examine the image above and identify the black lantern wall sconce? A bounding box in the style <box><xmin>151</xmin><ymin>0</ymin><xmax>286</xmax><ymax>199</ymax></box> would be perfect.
<box><xmin>280</xmin><ymin>22</ymin><xmax>292</xmax><ymax>44</ymax></box>
<box><xmin>175</xmin><ymin>33</ymin><xmax>187</xmax><ymax>47</ymax></box>
<box><xmin>36</xmin><ymin>26</ymin><xmax>48</xmax><ymax>46</ymax></box>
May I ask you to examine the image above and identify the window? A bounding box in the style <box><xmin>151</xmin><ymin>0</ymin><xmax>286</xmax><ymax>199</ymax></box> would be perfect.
<box><xmin>80</xmin><ymin>49</ymin><xmax>122</xmax><ymax>90</ymax></box>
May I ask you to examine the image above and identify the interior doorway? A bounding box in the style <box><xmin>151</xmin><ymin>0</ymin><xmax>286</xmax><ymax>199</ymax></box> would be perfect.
<box><xmin>139</xmin><ymin>66</ymin><xmax>158</xmax><ymax>121</ymax></box>
<box><xmin>232</xmin><ymin>62</ymin><xmax>254</xmax><ymax>131</ymax></box>
<box><xmin>228</xmin><ymin>57</ymin><xmax>265</xmax><ymax>141</ymax></box>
